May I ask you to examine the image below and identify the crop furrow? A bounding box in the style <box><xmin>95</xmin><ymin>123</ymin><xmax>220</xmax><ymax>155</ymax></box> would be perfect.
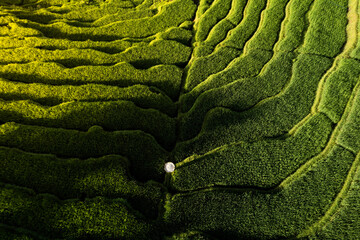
<box><xmin>208</xmin><ymin>0</ymin><xmax>249</xmax><ymax>53</ymax></box>
<box><xmin>164</xmin><ymin>145</ymin><xmax>355</xmax><ymax>239</ymax></box>
<box><xmin>177</xmin><ymin>68</ymin><xmax>360</xmax><ymax>187</ymax></box>
<box><xmin>0</xmin><ymin>62</ymin><xmax>182</xmax><ymax>100</ymax></box>
<box><xmin>293</xmin><ymin>0</ymin><xmax>315</xmax><ymax>53</ymax></box>
<box><xmin>6</xmin><ymin>0</ymin><xmax>196</xmax><ymax>41</ymax></box>
<box><xmin>178</xmin><ymin>29</ymin><xmax>335</xmax><ymax>143</ymax></box>
<box><xmin>0</xmin><ymin>121</ymin><xmax>168</xmax><ymax>165</ymax></box>
<box><xmin>1</xmin><ymin>0</ymin><xmax>359</xmax><ymax>238</ymax></box>
<box><xmin>0</xmin><ymin>36</ymin><xmax>152</xmax><ymax>53</ymax></box>
<box><xmin>0</xmin><ymin>79</ymin><xmax>176</xmax><ymax>116</ymax></box>
<box><xmin>0</xmin><ymin>145</ymin><xmax>164</xmax><ymax>218</ymax></box>
<box><xmin>298</xmin><ymin>151</ymin><xmax>360</xmax><ymax>238</ymax></box>
<box><xmin>174</xmin><ymin>53</ymin><xmax>332</xmax><ymax>162</ymax></box>
<box><xmin>0</xmin><ymin>99</ymin><xmax>176</xmax><ymax>149</ymax></box>
<box><xmin>0</xmin><ymin>40</ymin><xmax>192</xmax><ymax>68</ymax></box>
<box><xmin>4</xmin><ymin>5</ymin><xmax>159</xmax><ymax>26</ymax></box>
<box><xmin>193</xmin><ymin>0</ymin><xmax>233</xmax><ymax>43</ymax></box>
<box><xmin>27</xmin><ymin>0</ymin><xmax>151</xmax><ymax>23</ymax></box>
<box><xmin>176</xmin><ymin>0</ymin><xmax>350</xmax><ymax>158</ymax></box>
<box><xmin>193</xmin><ymin>0</ymin><xmax>216</xmax><ymax>22</ymax></box>
<box><xmin>177</xmin><ymin>51</ymin><xmax>295</xmax><ymax>141</ymax></box>
<box><xmin>182</xmin><ymin>0</ymin><xmax>308</xmax><ymax>112</ymax></box>
<box><xmin>280</xmin><ymin>80</ymin><xmax>360</xmax><ymax>187</ymax></box>
<box><xmin>299</xmin><ymin>0</ymin><xmax>348</xmax><ymax>57</ymax></box>
<box><xmin>192</xmin><ymin>0</ymin><xmax>294</xmax><ymax>111</ymax></box>
<box><xmin>182</xmin><ymin>0</ymin><xmax>267</xmax><ymax>92</ymax></box>
<box><xmin>0</xmin><ymin>182</ymin><xmax>158</xmax><ymax>239</ymax></box>
<box><xmin>170</xmin><ymin>112</ymin><xmax>334</xmax><ymax>191</ymax></box>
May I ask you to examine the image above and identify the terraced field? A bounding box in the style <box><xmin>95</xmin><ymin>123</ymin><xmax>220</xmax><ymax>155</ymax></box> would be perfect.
<box><xmin>0</xmin><ymin>0</ymin><xmax>360</xmax><ymax>239</ymax></box>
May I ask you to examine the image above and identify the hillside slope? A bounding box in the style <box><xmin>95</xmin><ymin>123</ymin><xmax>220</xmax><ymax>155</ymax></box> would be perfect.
<box><xmin>0</xmin><ymin>0</ymin><xmax>359</xmax><ymax>239</ymax></box>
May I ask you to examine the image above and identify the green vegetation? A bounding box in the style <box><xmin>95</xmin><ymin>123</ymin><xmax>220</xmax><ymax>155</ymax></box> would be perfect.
<box><xmin>0</xmin><ymin>99</ymin><xmax>176</xmax><ymax>148</ymax></box>
<box><xmin>182</xmin><ymin>49</ymin><xmax>273</xmax><ymax>110</ymax></box>
<box><xmin>298</xmin><ymin>0</ymin><xmax>348</xmax><ymax>57</ymax></box>
<box><xmin>164</xmin><ymin>146</ymin><xmax>356</xmax><ymax>239</ymax></box>
<box><xmin>310</xmin><ymin>154</ymin><xmax>360</xmax><ymax>239</ymax></box>
<box><xmin>0</xmin><ymin>122</ymin><xmax>168</xmax><ymax>180</ymax></box>
<box><xmin>165</xmin><ymin>231</ymin><xmax>216</xmax><ymax>240</ymax></box>
<box><xmin>0</xmin><ymin>183</ymin><xmax>159</xmax><ymax>240</ymax></box>
<box><xmin>178</xmin><ymin>51</ymin><xmax>296</xmax><ymax>140</ymax></box>
<box><xmin>0</xmin><ymin>40</ymin><xmax>192</xmax><ymax>67</ymax></box>
<box><xmin>0</xmin><ymin>61</ymin><xmax>183</xmax><ymax>99</ymax></box>
<box><xmin>184</xmin><ymin>0</ymin><xmax>267</xmax><ymax>92</ymax></box>
<box><xmin>337</xmin><ymin>82</ymin><xmax>360</xmax><ymax>153</ymax></box>
<box><xmin>1</xmin><ymin>0</ymin><xmax>360</xmax><ymax>239</ymax></box>
<box><xmin>274</xmin><ymin>0</ymin><xmax>313</xmax><ymax>52</ymax></box>
<box><xmin>170</xmin><ymin>113</ymin><xmax>333</xmax><ymax>191</ymax></box>
<box><xmin>193</xmin><ymin>0</ymin><xmax>233</xmax><ymax>43</ymax></box>
<box><xmin>0</xmin><ymin>146</ymin><xmax>164</xmax><ymax>217</ymax></box>
<box><xmin>192</xmin><ymin>0</ymin><xmax>247</xmax><ymax>57</ymax></box>
<box><xmin>0</xmin><ymin>224</ymin><xmax>50</xmax><ymax>240</ymax></box>
<box><xmin>0</xmin><ymin>36</ymin><xmax>150</xmax><ymax>53</ymax></box>
<box><xmin>318</xmin><ymin>59</ymin><xmax>360</xmax><ymax>123</ymax></box>
<box><xmin>175</xmin><ymin>54</ymin><xmax>332</xmax><ymax>160</ymax></box>
<box><xmin>0</xmin><ymin>78</ymin><xmax>177</xmax><ymax>115</ymax></box>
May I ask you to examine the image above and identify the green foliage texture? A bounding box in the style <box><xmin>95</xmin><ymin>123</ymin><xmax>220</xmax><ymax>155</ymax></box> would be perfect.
<box><xmin>0</xmin><ymin>0</ymin><xmax>360</xmax><ymax>239</ymax></box>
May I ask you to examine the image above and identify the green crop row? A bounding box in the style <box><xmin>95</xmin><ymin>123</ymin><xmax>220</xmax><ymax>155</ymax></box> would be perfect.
<box><xmin>192</xmin><ymin>0</ymin><xmax>247</xmax><ymax>58</ymax></box>
<box><xmin>244</xmin><ymin>0</ymin><xmax>290</xmax><ymax>51</ymax></box>
<box><xmin>189</xmin><ymin>0</ymin><xmax>291</xmax><ymax>94</ymax></box>
<box><xmin>0</xmin><ymin>122</ymin><xmax>168</xmax><ymax>180</ymax></box>
<box><xmin>183</xmin><ymin>46</ymin><xmax>241</xmax><ymax>96</ymax></box>
<box><xmin>171</xmin><ymin>113</ymin><xmax>333</xmax><ymax>191</ymax></box>
<box><xmin>310</xmin><ymin>154</ymin><xmax>360</xmax><ymax>239</ymax></box>
<box><xmin>274</xmin><ymin>0</ymin><xmax>313</xmax><ymax>52</ymax></box>
<box><xmin>15</xmin><ymin>0</ymin><xmax>196</xmax><ymax>41</ymax></box>
<box><xmin>182</xmin><ymin>48</ymin><xmax>273</xmax><ymax>111</ymax></box>
<box><xmin>337</xmin><ymin>82</ymin><xmax>360</xmax><ymax>153</ymax></box>
<box><xmin>179</xmin><ymin>51</ymin><xmax>295</xmax><ymax>141</ymax></box>
<box><xmin>1</xmin><ymin>0</ymin><xmax>359</xmax><ymax>238</ymax></box>
<box><xmin>183</xmin><ymin>0</ymin><xmax>348</xmax><ymax>110</ymax></box>
<box><xmin>0</xmin><ymin>61</ymin><xmax>182</xmax><ymax>99</ymax></box>
<box><xmin>193</xmin><ymin>0</ymin><xmax>213</xmax><ymax>21</ymax></box>
<box><xmin>55</xmin><ymin>0</ymin><xmax>158</xmax><ymax>21</ymax></box>
<box><xmin>0</xmin><ymin>182</ymin><xmax>160</xmax><ymax>240</ymax></box>
<box><xmin>0</xmin><ymin>36</ymin><xmax>150</xmax><ymax>53</ymax></box>
<box><xmin>0</xmin><ymin>99</ymin><xmax>176</xmax><ymax>149</ymax></box>
<box><xmin>164</xmin><ymin>145</ymin><xmax>356</xmax><ymax>239</ymax></box>
<box><xmin>0</xmin><ymin>79</ymin><xmax>176</xmax><ymax>116</ymax></box>
<box><xmin>0</xmin><ymin>39</ymin><xmax>191</xmax><ymax>67</ymax></box>
<box><xmin>0</xmin><ymin>22</ymin><xmax>43</xmax><ymax>37</ymax></box>
<box><xmin>193</xmin><ymin>0</ymin><xmax>233</xmax><ymax>43</ymax></box>
<box><xmin>11</xmin><ymin>4</ymin><xmax>157</xmax><ymax>26</ymax></box>
<box><xmin>0</xmin><ymin>26</ymin><xmax>192</xmax><ymax>52</ymax></box>
<box><xmin>180</xmin><ymin>55</ymin><xmax>360</xmax><ymax>143</ymax></box>
<box><xmin>318</xmin><ymin>59</ymin><xmax>360</xmax><ymax>123</ymax></box>
<box><xmin>2</xmin><ymin>0</ymin><xmax>154</xmax><ymax>22</ymax></box>
<box><xmin>0</xmin><ymin>145</ymin><xmax>164</xmax><ymax>218</ymax></box>
<box><xmin>174</xmin><ymin>54</ymin><xmax>332</xmax><ymax>161</ymax></box>
<box><xmin>219</xmin><ymin>0</ymin><xmax>267</xmax><ymax>50</ymax></box>
<box><xmin>184</xmin><ymin>0</ymin><xmax>267</xmax><ymax>91</ymax></box>
<box><xmin>299</xmin><ymin>0</ymin><xmax>348</xmax><ymax>57</ymax></box>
